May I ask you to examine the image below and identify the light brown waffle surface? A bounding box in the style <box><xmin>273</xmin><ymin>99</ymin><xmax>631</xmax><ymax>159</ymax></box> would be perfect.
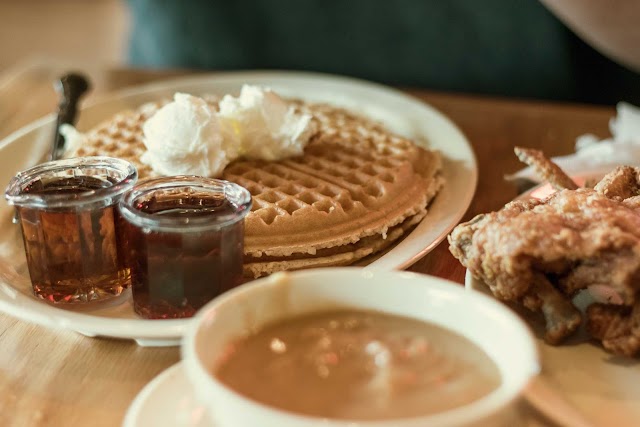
<box><xmin>69</xmin><ymin>98</ymin><xmax>444</xmax><ymax>277</ymax></box>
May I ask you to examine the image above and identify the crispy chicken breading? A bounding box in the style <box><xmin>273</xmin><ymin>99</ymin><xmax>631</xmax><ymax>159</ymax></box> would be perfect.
<box><xmin>587</xmin><ymin>302</ymin><xmax>640</xmax><ymax>357</ymax></box>
<box><xmin>449</xmin><ymin>147</ymin><xmax>640</xmax><ymax>356</ymax></box>
<box><xmin>594</xmin><ymin>166</ymin><xmax>640</xmax><ymax>200</ymax></box>
<box><xmin>514</xmin><ymin>147</ymin><xmax>579</xmax><ymax>191</ymax></box>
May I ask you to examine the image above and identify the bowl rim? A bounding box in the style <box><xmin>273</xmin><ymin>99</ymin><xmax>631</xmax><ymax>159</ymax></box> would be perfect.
<box><xmin>181</xmin><ymin>267</ymin><xmax>540</xmax><ymax>426</ymax></box>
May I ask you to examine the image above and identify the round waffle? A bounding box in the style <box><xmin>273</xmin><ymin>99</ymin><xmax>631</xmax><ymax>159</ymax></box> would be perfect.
<box><xmin>68</xmin><ymin>97</ymin><xmax>443</xmax><ymax>277</ymax></box>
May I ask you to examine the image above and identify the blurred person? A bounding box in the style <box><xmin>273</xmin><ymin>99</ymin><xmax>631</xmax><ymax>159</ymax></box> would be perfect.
<box><xmin>126</xmin><ymin>0</ymin><xmax>640</xmax><ymax>105</ymax></box>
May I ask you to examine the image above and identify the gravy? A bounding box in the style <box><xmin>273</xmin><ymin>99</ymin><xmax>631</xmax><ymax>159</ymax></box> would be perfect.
<box><xmin>215</xmin><ymin>309</ymin><xmax>501</xmax><ymax>420</ymax></box>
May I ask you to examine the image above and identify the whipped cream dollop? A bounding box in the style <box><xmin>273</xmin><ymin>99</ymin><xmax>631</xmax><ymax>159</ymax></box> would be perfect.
<box><xmin>141</xmin><ymin>93</ymin><xmax>237</xmax><ymax>177</ymax></box>
<box><xmin>141</xmin><ymin>85</ymin><xmax>314</xmax><ymax>177</ymax></box>
<box><xmin>218</xmin><ymin>85</ymin><xmax>314</xmax><ymax>161</ymax></box>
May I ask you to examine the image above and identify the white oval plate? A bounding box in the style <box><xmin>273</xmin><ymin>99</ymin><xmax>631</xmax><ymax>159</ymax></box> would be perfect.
<box><xmin>466</xmin><ymin>272</ymin><xmax>640</xmax><ymax>427</ymax></box>
<box><xmin>464</xmin><ymin>173</ymin><xmax>640</xmax><ymax>427</ymax></box>
<box><xmin>0</xmin><ymin>71</ymin><xmax>477</xmax><ymax>345</ymax></box>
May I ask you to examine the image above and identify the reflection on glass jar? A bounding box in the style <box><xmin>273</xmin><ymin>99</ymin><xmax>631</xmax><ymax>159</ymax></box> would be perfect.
<box><xmin>118</xmin><ymin>176</ymin><xmax>251</xmax><ymax>319</ymax></box>
<box><xmin>4</xmin><ymin>156</ymin><xmax>138</xmax><ymax>303</ymax></box>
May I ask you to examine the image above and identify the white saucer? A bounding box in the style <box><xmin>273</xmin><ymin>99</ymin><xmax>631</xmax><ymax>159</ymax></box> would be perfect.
<box><xmin>123</xmin><ymin>362</ymin><xmax>213</xmax><ymax>427</ymax></box>
<box><xmin>125</xmin><ymin>362</ymin><xmax>537</xmax><ymax>427</ymax></box>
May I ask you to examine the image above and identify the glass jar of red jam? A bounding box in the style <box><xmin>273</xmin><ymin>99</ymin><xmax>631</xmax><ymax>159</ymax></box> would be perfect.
<box><xmin>118</xmin><ymin>176</ymin><xmax>251</xmax><ymax>319</ymax></box>
<box><xmin>4</xmin><ymin>156</ymin><xmax>138</xmax><ymax>303</ymax></box>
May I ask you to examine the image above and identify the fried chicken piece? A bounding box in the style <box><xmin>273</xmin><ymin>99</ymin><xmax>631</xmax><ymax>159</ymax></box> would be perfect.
<box><xmin>559</xmin><ymin>249</ymin><xmax>640</xmax><ymax>304</ymax></box>
<box><xmin>514</xmin><ymin>146</ymin><xmax>578</xmax><ymax>191</ymax></box>
<box><xmin>623</xmin><ymin>195</ymin><xmax>640</xmax><ymax>209</ymax></box>
<box><xmin>450</xmin><ymin>148</ymin><xmax>640</xmax><ymax>355</ymax></box>
<box><xmin>524</xmin><ymin>273</ymin><xmax>582</xmax><ymax>344</ymax></box>
<box><xmin>449</xmin><ymin>188</ymin><xmax>640</xmax><ymax>345</ymax></box>
<box><xmin>587</xmin><ymin>302</ymin><xmax>640</xmax><ymax>357</ymax></box>
<box><xmin>594</xmin><ymin>166</ymin><xmax>640</xmax><ymax>200</ymax></box>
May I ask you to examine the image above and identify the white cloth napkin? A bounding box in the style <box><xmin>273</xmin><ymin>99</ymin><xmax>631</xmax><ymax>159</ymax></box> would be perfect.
<box><xmin>508</xmin><ymin>102</ymin><xmax>640</xmax><ymax>183</ymax></box>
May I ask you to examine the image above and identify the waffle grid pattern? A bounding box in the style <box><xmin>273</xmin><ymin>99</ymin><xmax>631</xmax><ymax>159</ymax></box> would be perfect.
<box><xmin>222</xmin><ymin>102</ymin><xmax>427</xmax><ymax>230</ymax></box>
<box><xmin>67</xmin><ymin>96</ymin><xmax>444</xmax><ymax>276</ymax></box>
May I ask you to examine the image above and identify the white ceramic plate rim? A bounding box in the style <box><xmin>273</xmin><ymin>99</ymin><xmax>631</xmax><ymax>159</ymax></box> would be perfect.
<box><xmin>0</xmin><ymin>71</ymin><xmax>477</xmax><ymax>343</ymax></box>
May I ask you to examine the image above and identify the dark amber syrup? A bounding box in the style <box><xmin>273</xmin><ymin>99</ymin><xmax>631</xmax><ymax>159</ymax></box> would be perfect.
<box><xmin>18</xmin><ymin>176</ymin><xmax>130</xmax><ymax>303</ymax></box>
<box><xmin>121</xmin><ymin>194</ymin><xmax>244</xmax><ymax>319</ymax></box>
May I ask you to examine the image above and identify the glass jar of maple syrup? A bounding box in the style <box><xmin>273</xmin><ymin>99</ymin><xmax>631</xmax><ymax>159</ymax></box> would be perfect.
<box><xmin>4</xmin><ymin>156</ymin><xmax>138</xmax><ymax>303</ymax></box>
<box><xmin>118</xmin><ymin>176</ymin><xmax>251</xmax><ymax>319</ymax></box>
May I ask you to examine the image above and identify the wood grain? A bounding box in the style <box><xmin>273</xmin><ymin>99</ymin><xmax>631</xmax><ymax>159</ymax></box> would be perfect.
<box><xmin>0</xmin><ymin>64</ymin><xmax>614</xmax><ymax>426</ymax></box>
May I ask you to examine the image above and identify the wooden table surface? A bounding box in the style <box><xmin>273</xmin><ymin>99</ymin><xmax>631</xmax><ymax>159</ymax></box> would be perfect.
<box><xmin>0</xmin><ymin>63</ymin><xmax>615</xmax><ymax>427</ymax></box>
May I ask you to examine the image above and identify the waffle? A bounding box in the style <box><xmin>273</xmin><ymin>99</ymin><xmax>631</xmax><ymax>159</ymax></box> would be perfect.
<box><xmin>69</xmin><ymin>97</ymin><xmax>444</xmax><ymax>277</ymax></box>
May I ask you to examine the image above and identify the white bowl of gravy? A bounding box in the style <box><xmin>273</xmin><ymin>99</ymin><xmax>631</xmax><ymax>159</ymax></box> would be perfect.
<box><xmin>182</xmin><ymin>268</ymin><xmax>539</xmax><ymax>427</ymax></box>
